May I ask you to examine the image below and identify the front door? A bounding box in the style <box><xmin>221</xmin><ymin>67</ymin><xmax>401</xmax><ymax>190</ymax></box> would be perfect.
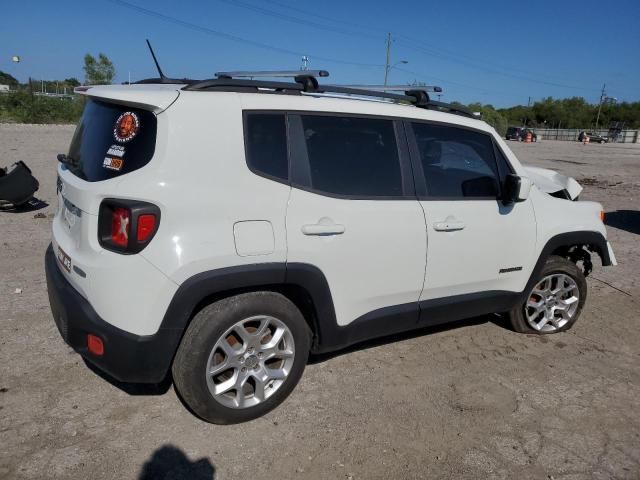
<box><xmin>405</xmin><ymin>120</ymin><xmax>536</xmax><ymax>324</ymax></box>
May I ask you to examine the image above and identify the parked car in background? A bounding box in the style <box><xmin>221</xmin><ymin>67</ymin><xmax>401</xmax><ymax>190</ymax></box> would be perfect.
<box><xmin>506</xmin><ymin>126</ymin><xmax>537</xmax><ymax>142</ymax></box>
<box><xmin>578</xmin><ymin>131</ymin><xmax>609</xmax><ymax>143</ymax></box>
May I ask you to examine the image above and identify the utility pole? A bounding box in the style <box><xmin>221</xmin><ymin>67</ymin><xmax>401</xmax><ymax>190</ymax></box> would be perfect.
<box><xmin>383</xmin><ymin>32</ymin><xmax>392</xmax><ymax>87</ymax></box>
<box><xmin>595</xmin><ymin>83</ymin><xmax>606</xmax><ymax>131</ymax></box>
<box><xmin>29</xmin><ymin>77</ymin><xmax>34</xmax><ymax>122</ymax></box>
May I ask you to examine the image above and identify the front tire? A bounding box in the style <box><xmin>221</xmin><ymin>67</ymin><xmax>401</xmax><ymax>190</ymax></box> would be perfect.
<box><xmin>508</xmin><ymin>256</ymin><xmax>587</xmax><ymax>334</ymax></box>
<box><xmin>172</xmin><ymin>292</ymin><xmax>311</xmax><ymax>424</ymax></box>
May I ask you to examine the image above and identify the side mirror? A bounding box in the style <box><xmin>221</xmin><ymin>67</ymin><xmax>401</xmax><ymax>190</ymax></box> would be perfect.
<box><xmin>503</xmin><ymin>174</ymin><xmax>531</xmax><ymax>204</ymax></box>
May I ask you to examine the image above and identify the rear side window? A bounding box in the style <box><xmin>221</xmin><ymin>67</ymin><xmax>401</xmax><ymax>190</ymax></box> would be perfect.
<box><xmin>66</xmin><ymin>100</ymin><xmax>157</xmax><ymax>182</ymax></box>
<box><xmin>300</xmin><ymin>115</ymin><xmax>403</xmax><ymax>197</ymax></box>
<box><xmin>411</xmin><ymin>122</ymin><xmax>500</xmax><ymax>198</ymax></box>
<box><xmin>244</xmin><ymin>113</ymin><xmax>288</xmax><ymax>182</ymax></box>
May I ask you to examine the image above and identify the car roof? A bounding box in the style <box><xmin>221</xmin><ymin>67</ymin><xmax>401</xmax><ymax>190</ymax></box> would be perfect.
<box><xmin>77</xmin><ymin>82</ymin><xmax>493</xmax><ymax>134</ymax></box>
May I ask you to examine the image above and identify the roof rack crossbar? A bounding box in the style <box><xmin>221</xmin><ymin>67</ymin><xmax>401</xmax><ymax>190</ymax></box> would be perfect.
<box><xmin>215</xmin><ymin>69</ymin><xmax>329</xmax><ymax>79</ymax></box>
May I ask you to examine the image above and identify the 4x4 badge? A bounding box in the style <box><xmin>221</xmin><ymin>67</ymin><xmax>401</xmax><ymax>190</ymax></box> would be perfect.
<box><xmin>113</xmin><ymin>112</ymin><xmax>140</xmax><ymax>143</ymax></box>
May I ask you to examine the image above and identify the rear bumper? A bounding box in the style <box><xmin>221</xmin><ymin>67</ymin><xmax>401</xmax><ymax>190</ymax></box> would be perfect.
<box><xmin>45</xmin><ymin>244</ymin><xmax>180</xmax><ymax>383</ymax></box>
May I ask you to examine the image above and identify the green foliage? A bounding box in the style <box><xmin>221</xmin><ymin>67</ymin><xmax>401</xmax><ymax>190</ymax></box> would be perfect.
<box><xmin>468</xmin><ymin>103</ymin><xmax>508</xmax><ymax>136</ymax></box>
<box><xmin>0</xmin><ymin>70</ymin><xmax>19</xmax><ymax>87</ymax></box>
<box><xmin>0</xmin><ymin>91</ymin><xmax>85</xmax><ymax>123</ymax></box>
<box><xmin>65</xmin><ymin>77</ymin><xmax>81</xmax><ymax>87</ymax></box>
<box><xmin>83</xmin><ymin>53</ymin><xmax>115</xmax><ymax>85</ymax></box>
<box><xmin>497</xmin><ymin>97</ymin><xmax>640</xmax><ymax>129</ymax></box>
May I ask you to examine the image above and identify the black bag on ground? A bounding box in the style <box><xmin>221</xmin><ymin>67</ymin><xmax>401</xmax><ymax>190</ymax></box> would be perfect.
<box><xmin>0</xmin><ymin>161</ymin><xmax>40</xmax><ymax>207</ymax></box>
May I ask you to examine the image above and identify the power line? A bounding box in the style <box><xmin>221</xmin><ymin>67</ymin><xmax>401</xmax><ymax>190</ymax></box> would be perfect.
<box><xmin>217</xmin><ymin>0</ymin><xmax>379</xmax><ymax>41</ymax></box>
<box><xmin>394</xmin><ymin>66</ymin><xmax>526</xmax><ymax>100</ymax></box>
<box><xmin>395</xmin><ymin>39</ymin><xmax>597</xmax><ymax>91</ymax></box>
<box><xmin>231</xmin><ymin>0</ymin><xmax>599</xmax><ymax>92</ymax></box>
<box><xmin>261</xmin><ymin>0</ymin><xmax>388</xmax><ymax>34</ymax></box>
<box><xmin>107</xmin><ymin>0</ymin><xmax>383</xmax><ymax>68</ymax></box>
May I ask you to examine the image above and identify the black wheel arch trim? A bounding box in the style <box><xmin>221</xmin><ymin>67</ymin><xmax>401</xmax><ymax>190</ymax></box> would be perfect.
<box><xmin>518</xmin><ymin>230</ymin><xmax>610</xmax><ymax>303</ymax></box>
<box><xmin>159</xmin><ymin>262</ymin><xmax>336</xmax><ymax>356</ymax></box>
<box><xmin>159</xmin><ymin>230</ymin><xmax>610</xmax><ymax>364</ymax></box>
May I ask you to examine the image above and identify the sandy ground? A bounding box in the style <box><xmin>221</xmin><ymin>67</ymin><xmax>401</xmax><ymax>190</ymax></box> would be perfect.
<box><xmin>0</xmin><ymin>124</ymin><xmax>639</xmax><ymax>480</ymax></box>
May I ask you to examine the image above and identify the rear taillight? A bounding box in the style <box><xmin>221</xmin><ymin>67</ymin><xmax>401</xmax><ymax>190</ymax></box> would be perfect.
<box><xmin>98</xmin><ymin>199</ymin><xmax>160</xmax><ymax>254</ymax></box>
<box><xmin>137</xmin><ymin>214</ymin><xmax>157</xmax><ymax>242</ymax></box>
<box><xmin>111</xmin><ymin>207</ymin><xmax>130</xmax><ymax>247</ymax></box>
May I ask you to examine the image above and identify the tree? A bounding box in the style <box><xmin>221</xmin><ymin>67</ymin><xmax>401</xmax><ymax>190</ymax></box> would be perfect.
<box><xmin>64</xmin><ymin>77</ymin><xmax>81</xmax><ymax>87</ymax></box>
<box><xmin>83</xmin><ymin>53</ymin><xmax>115</xmax><ymax>85</ymax></box>
<box><xmin>0</xmin><ymin>70</ymin><xmax>19</xmax><ymax>87</ymax></box>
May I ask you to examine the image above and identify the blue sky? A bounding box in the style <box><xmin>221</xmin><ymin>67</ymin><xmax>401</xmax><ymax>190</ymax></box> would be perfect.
<box><xmin>1</xmin><ymin>0</ymin><xmax>638</xmax><ymax>107</ymax></box>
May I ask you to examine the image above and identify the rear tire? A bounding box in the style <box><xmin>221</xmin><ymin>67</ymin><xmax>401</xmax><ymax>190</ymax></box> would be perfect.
<box><xmin>508</xmin><ymin>256</ymin><xmax>587</xmax><ymax>334</ymax></box>
<box><xmin>172</xmin><ymin>291</ymin><xmax>311</xmax><ymax>424</ymax></box>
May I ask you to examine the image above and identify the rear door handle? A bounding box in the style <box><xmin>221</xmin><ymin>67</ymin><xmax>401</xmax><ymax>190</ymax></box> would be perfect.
<box><xmin>433</xmin><ymin>219</ymin><xmax>465</xmax><ymax>232</ymax></box>
<box><xmin>302</xmin><ymin>218</ymin><xmax>345</xmax><ymax>236</ymax></box>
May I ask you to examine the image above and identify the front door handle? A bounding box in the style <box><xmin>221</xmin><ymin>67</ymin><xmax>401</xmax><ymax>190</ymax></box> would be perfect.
<box><xmin>433</xmin><ymin>219</ymin><xmax>465</xmax><ymax>232</ymax></box>
<box><xmin>302</xmin><ymin>218</ymin><xmax>345</xmax><ymax>236</ymax></box>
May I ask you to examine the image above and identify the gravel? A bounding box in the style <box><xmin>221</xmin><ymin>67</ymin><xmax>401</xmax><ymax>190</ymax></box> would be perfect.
<box><xmin>1</xmin><ymin>125</ymin><xmax>639</xmax><ymax>479</ymax></box>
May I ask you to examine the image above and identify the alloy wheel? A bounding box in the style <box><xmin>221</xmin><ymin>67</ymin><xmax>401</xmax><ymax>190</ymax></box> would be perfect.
<box><xmin>205</xmin><ymin>315</ymin><xmax>295</xmax><ymax>409</ymax></box>
<box><xmin>525</xmin><ymin>273</ymin><xmax>580</xmax><ymax>332</ymax></box>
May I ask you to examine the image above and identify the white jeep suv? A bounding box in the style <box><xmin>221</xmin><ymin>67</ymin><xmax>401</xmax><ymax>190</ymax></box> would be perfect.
<box><xmin>45</xmin><ymin>74</ymin><xmax>616</xmax><ymax>424</ymax></box>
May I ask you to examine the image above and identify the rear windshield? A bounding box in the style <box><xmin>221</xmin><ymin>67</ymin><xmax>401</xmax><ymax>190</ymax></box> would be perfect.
<box><xmin>66</xmin><ymin>100</ymin><xmax>157</xmax><ymax>181</ymax></box>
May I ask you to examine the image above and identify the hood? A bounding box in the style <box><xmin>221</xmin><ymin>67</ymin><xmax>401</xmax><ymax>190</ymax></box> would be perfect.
<box><xmin>523</xmin><ymin>165</ymin><xmax>583</xmax><ymax>200</ymax></box>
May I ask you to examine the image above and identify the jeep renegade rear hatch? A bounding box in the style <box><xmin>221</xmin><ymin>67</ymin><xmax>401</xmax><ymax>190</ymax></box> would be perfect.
<box><xmin>64</xmin><ymin>100</ymin><xmax>157</xmax><ymax>182</ymax></box>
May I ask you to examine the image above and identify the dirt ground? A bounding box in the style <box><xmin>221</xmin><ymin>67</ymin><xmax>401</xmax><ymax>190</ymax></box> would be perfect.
<box><xmin>1</xmin><ymin>124</ymin><xmax>639</xmax><ymax>480</ymax></box>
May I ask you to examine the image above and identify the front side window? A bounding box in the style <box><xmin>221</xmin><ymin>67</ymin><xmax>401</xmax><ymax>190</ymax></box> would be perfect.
<box><xmin>244</xmin><ymin>113</ymin><xmax>288</xmax><ymax>182</ymax></box>
<box><xmin>300</xmin><ymin>115</ymin><xmax>403</xmax><ymax>197</ymax></box>
<box><xmin>411</xmin><ymin>122</ymin><xmax>500</xmax><ymax>198</ymax></box>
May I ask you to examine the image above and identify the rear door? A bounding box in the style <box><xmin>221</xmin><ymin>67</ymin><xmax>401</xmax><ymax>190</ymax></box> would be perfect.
<box><xmin>285</xmin><ymin>113</ymin><xmax>426</xmax><ymax>328</ymax></box>
<box><xmin>405</xmin><ymin>120</ymin><xmax>536</xmax><ymax>325</ymax></box>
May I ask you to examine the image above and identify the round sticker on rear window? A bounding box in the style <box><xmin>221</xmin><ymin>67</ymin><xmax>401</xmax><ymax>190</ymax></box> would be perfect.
<box><xmin>113</xmin><ymin>112</ymin><xmax>140</xmax><ymax>143</ymax></box>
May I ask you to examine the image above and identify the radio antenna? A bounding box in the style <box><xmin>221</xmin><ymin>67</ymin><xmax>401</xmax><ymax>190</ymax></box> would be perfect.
<box><xmin>145</xmin><ymin>39</ymin><xmax>167</xmax><ymax>81</ymax></box>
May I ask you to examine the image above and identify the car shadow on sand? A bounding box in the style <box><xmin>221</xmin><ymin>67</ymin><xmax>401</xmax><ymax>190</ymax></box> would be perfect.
<box><xmin>309</xmin><ymin>314</ymin><xmax>507</xmax><ymax>364</ymax></box>
<box><xmin>138</xmin><ymin>445</ymin><xmax>215</xmax><ymax>480</ymax></box>
<box><xmin>83</xmin><ymin>358</ymin><xmax>173</xmax><ymax>395</ymax></box>
<box><xmin>0</xmin><ymin>197</ymin><xmax>49</xmax><ymax>213</ymax></box>
<box><xmin>605</xmin><ymin>210</ymin><xmax>640</xmax><ymax>235</ymax></box>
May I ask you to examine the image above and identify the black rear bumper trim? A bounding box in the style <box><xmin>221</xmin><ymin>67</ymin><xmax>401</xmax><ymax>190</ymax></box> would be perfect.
<box><xmin>45</xmin><ymin>244</ymin><xmax>180</xmax><ymax>383</ymax></box>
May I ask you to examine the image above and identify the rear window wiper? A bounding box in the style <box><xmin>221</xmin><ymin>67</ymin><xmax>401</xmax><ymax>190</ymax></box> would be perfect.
<box><xmin>57</xmin><ymin>154</ymin><xmax>78</xmax><ymax>167</ymax></box>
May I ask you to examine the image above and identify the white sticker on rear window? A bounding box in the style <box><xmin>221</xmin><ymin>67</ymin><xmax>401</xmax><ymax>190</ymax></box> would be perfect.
<box><xmin>107</xmin><ymin>144</ymin><xmax>126</xmax><ymax>157</ymax></box>
<box><xmin>103</xmin><ymin>157</ymin><xmax>124</xmax><ymax>171</ymax></box>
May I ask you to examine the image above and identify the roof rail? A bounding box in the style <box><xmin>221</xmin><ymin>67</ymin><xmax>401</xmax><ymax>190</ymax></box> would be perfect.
<box><xmin>332</xmin><ymin>84</ymin><xmax>442</xmax><ymax>93</ymax></box>
<box><xmin>215</xmin><ymin>69</ymin><xmax>330</xmax><ymax>79</ymax></box>
<box><xmin>182</xmin><ymin>75</ymin><xmax>477</xmax><ymax>120</ymax></box>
